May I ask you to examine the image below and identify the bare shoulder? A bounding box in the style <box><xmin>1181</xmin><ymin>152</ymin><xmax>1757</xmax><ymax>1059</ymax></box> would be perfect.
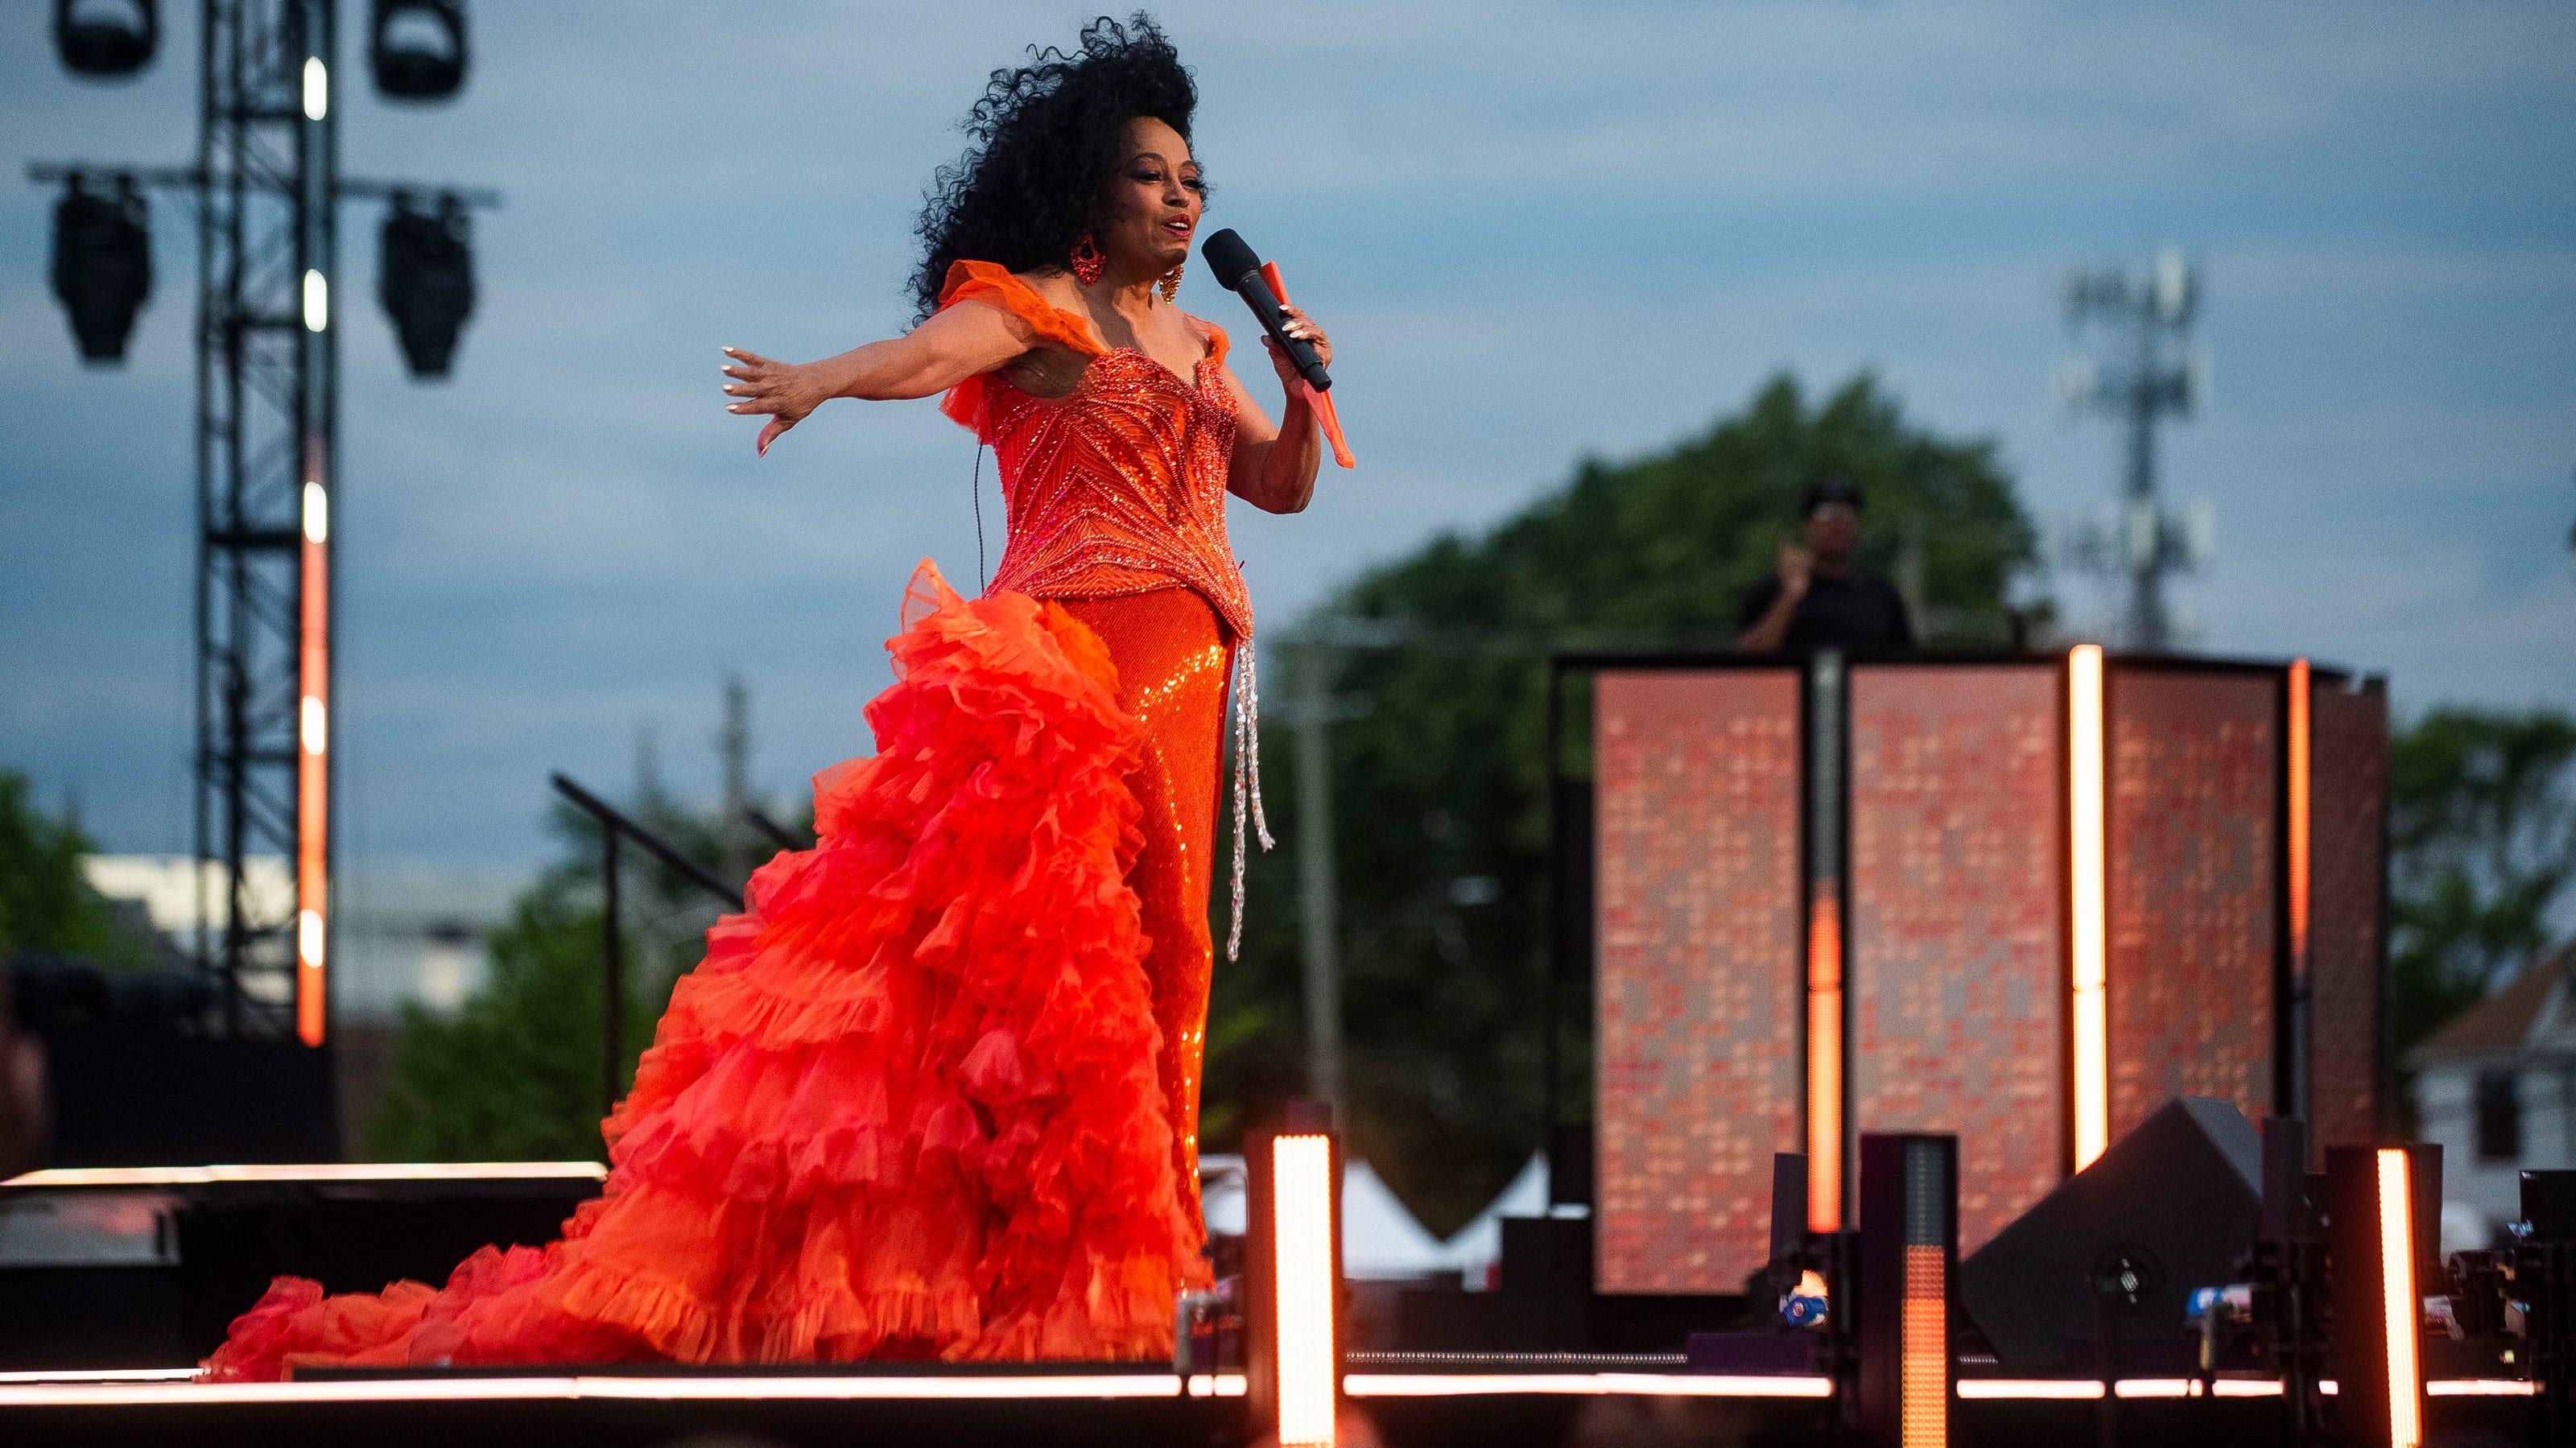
<box><xmin>1016</xmin><ymin>268</ymin><xmax>1084</xmax><ymax>311</ymax></box>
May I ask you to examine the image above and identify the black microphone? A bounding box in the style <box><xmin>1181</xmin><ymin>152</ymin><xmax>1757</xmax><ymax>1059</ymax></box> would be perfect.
<box><xmin>1199</xmin><ymin>229</ymin><xmax>1331</xmax><ymax>392</ymax></box>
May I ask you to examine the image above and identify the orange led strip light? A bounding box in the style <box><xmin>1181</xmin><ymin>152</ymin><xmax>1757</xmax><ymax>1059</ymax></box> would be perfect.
<box><xmin>2287</xmin><ymin>658</ymin><xmax>2310</xmax><ymax>975</ymax></box>
<box><xmin>2376</xmin><ymin>1149</ymin><xmax>2422</xmax><ymax>1448</ymax></box>
<box><xmin>1806</xmin><ymin>889</ymin><xmax>1843</xmax><ymax>1232</ymax></box>
<box><xmin>295</xmin><ymin>468</ymin><xmax>329</xmax><ymax>1046</ymax></box>
<box><xmin>2067</xmin><ymin>646</ymin><xmax>2107</xmax><ymax>1169</ymax></box>
<box><xmin>1901</xmin><ymin>1243</ymin><xmax>1949</xmax><ymax>1448</ymax></box>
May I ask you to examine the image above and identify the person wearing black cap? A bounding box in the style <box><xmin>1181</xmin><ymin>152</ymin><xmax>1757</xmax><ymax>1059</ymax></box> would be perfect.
<box><xmin>1734</xmin><ymin>477</ymin><xmax>1914</xmax><ymax>654</ymax></box>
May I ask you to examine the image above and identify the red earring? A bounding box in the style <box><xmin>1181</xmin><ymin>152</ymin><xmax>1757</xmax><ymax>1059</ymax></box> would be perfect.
<box><xmin>1069</xmin><ymin>232</ymin><xmax>1105</xmax><ymax>287</ymax></box>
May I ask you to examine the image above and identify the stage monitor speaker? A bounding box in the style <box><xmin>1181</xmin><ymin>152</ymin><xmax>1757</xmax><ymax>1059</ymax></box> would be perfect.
<box><xmin>1959</xmin><ymin>1095</ymin><xmax>2261</xmax><ymax>1371</ymax></box>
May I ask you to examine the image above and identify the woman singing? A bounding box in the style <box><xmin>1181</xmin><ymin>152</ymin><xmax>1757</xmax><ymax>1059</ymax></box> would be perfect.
<box><xmin>205</xmin><ymin>14</ymin><xmax>1329</xmax><ymax>1376</ymax></box>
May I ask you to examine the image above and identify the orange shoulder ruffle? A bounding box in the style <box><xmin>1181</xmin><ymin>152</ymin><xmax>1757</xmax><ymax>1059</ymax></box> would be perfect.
<box><xmin>937</xmin><ymin>260</ymin><xmax>1105</xmax><ymax>358</ymax></box>
<box><xmin>938</xmin><ymin>262</ymin><xmax>1104</xmax><ymax>438</ymax></box>
<box><xmin>1187</xmin><ymin>316</ymin><xmax>1230</xmax><ymax>370</ymax></box>
<box><xmin>201</xmin><ymin>561</ymin><xmax>1202</xmax><ymax>1380</ymax></box>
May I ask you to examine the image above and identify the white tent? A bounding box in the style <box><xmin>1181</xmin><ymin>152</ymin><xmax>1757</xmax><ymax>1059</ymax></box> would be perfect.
<box><xmin>1199</xmin><ymin>1151</ymin><xmax>1554</xmax><ymax>1284</ymax></box>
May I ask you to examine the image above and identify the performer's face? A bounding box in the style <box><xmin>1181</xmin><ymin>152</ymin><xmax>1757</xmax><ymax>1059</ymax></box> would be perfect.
<box><xmin>1104</xmin><ymin>117</ymin><xmax>1203</xmax><ymax>275</ymax></box>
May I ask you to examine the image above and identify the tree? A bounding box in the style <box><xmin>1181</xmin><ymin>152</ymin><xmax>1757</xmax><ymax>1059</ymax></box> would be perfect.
<box><xmin>365</xmin><ymin>790</ymin><xmax>748</xmax><ymax>1161</ymax></box>
<box><xmin>0</xmin><ymin>769</ymin><xmax>149</xmax><ymax>967</ymax></box>
<box><xmin>1208</xmin><ymin>373</ymin><xmax>2041</xmax><ymax>1233</ymax></box>
<box><xmin>2388</xmin><ymin>707</ymin><xmax>2576</xmax><ymax>1054</ymax></box>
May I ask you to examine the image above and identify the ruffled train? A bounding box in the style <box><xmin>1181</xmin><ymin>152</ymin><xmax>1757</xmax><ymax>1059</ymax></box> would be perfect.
<box><xmin>203</xmin><ymin>565</ymin><xmax>1208</xmax><ymax>1380</ymax></box>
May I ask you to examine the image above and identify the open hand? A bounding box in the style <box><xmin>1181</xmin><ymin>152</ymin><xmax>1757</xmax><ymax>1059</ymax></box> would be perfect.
<box><xmin>1261</xmin><ymin>303</ymin><xmax>1332</xmax><ymax>391</ymax></box>
<box><xmin>1778</xmin><ymin>538</ymin><xmax>1814</xmax><ymax>598</ymax></box>
<box><xmin>721</xmin><ymin>347</ymin><xmax>827</xmax><ymax>456</ymax></box>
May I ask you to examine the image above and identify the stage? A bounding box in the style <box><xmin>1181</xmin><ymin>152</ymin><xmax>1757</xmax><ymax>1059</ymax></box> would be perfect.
<box><xmin>0</xmin><ymin>1360</ymin><xmax>2541</xmax><ymax>1448</ymax></box>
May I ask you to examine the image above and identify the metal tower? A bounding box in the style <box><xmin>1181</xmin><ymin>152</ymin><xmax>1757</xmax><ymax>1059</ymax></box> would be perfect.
<box><xmin>35</xmin><ymin>0</ymin><xmax>485</xmax><ymax>1043</ymax></box>
<box><xmin>2055</xmin><ymin>250</ymin><xmax>2211</xmax><ymax>651</ymax></box>
<box><xmin>194</xmin><ymin>0</ymin><xmax>340</xmax><ymax>1040</ymax></box>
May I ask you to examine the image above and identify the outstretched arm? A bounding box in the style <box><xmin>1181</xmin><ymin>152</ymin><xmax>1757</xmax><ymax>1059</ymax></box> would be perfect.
<box><xmin>1220</xmin><ymin>303</ymin><xmax>1331</xmax><ymax>514</ymax></box>
<box><xmin>722</xmin><ymin>301</ymin><xmax>1034</xmax><ymax>456</ymax></box>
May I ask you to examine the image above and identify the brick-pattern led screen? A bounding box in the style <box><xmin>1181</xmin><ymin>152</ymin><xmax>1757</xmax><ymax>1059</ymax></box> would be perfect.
<box><xmin>1849</xmin><ymin>664</ymin><xmax>2066</xmax><ymax>1253</ymax></box>
<box><xmin>2107</xmin><ymin>668</ymin><xmax>2278</xmax><ymax>1141</ymax></box>
<box><xmin>2309</xmin><ymin>679</ymin><xmax>2387</xmax><ymax>1153</ymax></box>
<box><xmin>1594</xmin><ymin>670</ymin><xmax>1802</xmax><ymax>1294</ymax></box>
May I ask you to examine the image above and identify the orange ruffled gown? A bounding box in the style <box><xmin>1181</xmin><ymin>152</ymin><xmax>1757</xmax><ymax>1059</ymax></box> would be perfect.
<box><xmin>203</xmin><ymin>262</ymin><xmax>1257</xmax><ymax>1379</ymax></box>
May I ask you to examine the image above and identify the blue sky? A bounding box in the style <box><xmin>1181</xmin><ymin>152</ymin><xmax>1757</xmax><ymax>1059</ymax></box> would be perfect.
<box><xmin>4</xmin><ymin>1</ymin><xmax>2571</xmax><ymax>864</ymax></box>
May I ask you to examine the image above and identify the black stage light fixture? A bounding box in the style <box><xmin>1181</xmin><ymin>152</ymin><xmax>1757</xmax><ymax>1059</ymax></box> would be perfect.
<box><xmin>51</xmin><ymin>173</ymin><xmax>153</xmax><ymax>363</ymax></box>
<box><xmin>370</xmin><ymin>0</ymin><xmax>469</xmax><ymax>100</ymax></box>
<box><xmin>379</xmin><ymin>192</ymin><xmax>475</xmax><ymax>376</ymax></box>
<box><xmin>55</xmin><ymin>0</ymin><xmax>159</xmax><ymax>78</ymax></box>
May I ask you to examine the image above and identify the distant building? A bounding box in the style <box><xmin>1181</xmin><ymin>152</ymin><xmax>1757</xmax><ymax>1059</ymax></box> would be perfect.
<box><xmin>2409</xmin><ymin>943</ymin><xmax>2576</xmax><ymax>1244</ymax></box>
<box><xmin>80</xmin><ymin>856</ymin><xmax>532</xmax><ymax>1021</ymax></box>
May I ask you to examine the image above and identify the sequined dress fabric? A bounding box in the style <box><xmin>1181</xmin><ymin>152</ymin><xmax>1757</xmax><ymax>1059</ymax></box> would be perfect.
<box><xmin>935</xmin><ymin>260</ymin><xmax>1253</xmax><ymax>645</ymax></box>
<box><xmin>1057</xmin><ymin>590</ymin><xmax>1231</xmax><ymax>1215</ymax></box>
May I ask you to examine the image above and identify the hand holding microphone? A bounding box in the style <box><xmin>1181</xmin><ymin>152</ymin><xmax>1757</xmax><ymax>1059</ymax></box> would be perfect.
<box><xmin>1199</xmin><ymin>229</ymin><xmax>1353</xmax><ymax>467</ymax></box>
<box><xmin>1200</xmin><ymin>229</ymin><xmax>1331</xmax><ymax>391</ymax></box>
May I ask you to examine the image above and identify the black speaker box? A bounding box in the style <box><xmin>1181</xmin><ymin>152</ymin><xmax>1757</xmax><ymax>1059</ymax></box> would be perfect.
<box><xmin>1958</xmin><ymin>1096</ymin><xmax>2262</xmax><ymax>1371</ymax></box>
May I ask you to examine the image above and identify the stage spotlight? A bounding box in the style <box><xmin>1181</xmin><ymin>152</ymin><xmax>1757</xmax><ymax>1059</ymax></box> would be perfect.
<box><xmin>378</xmin><ymin>192</ymin><xmax>475</xmax><ymax>376</ymax></box>
<box><xmin>55</xmin><ymin>0</ymin><xmax>158</xmax><ymax>77</ymax></box>
<box><xmin>370</xmin><ymin>0</ymin><xmax>468</xmax><ymax>100</ymax></box>
<box><xmin>50</xmin><ymin>173</ymin><xmax>153</xmax><ymax>363</ymax></box>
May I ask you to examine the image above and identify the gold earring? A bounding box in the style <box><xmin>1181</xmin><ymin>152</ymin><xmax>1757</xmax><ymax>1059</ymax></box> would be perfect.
<box><xmin>1158</xmin><ymin>265</ymin><xmax>1183</xmax><ymax>303</ymax></box>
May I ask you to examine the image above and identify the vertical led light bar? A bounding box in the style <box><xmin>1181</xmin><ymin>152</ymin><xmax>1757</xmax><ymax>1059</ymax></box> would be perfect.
<box><xmin>2375</xmin><ymin>1151</ymin><xmax>2422</xmax><ymax>1448</ymax></box>
<box><xmin>293</xmin><ymin>2</ymin><xmax>337</xmax><ymax>1048</ymax></box>
<box><xmin>1807</xmin><ymin>894</ymin><xmax>1843</xmax><ymax>1231</ymax></box>
<box><xmin>2067</xmin><ymin>646</ymin><xmax>2107</xmax><ymax>1169</ymax></box>
<box><xmin>1859</xmin><ymin>1132</ymin><xmax>1955</xmax><ymax>1448</ymax></box>
<box><xmin>2287</xmin><ymin>658</ymin><xmax>2311</xmax><ymax>1120</ymax></box>
<box><xmin>1896</xmin><ymin>1149</ymin><xmax>1947</xmax><ymax>1442</ymax></box>
<box><xmin>2326</xmin><ymin>1145</ymin><xmax>2425</xmax><ymax>1448</ymax></box>
<box><xmin>295</xmin><ymin>456</ymin><xmax>328</xmax><ymax>1046</ymax></box>
<box><xmin>2287</xmin><ymin>658</ymin><xmax>2311</xmax><ymax>972</ymax></box>
<box><xmin>1248</xmin><ymin>1105</ymin><xmax>1340</xmax><ymax>1448</ymax></box>
<box><xmin>1808</xmin><ymin>652</ymin><xmax>1846</xmax><ymax>1232</ymax></box>
<box><xmin>1273</xmin><ymin>1133</ymin><xmax>1338</xmax><ymax>1447</ymax></box>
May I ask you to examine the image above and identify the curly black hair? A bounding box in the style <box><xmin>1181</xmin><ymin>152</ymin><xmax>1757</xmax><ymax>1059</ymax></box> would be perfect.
<box><xmin>910</xmin><ymin>14</ymin><xmax>1199</xmax><ymax>320</ymax></box>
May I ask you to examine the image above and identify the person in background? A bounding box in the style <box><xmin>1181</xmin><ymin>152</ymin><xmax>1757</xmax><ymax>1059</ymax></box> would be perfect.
<box><xmin>0</xmin><ymin>966</ymin><xmax>48</xmax><ymax>1180</ymax></box>
<box><xmin>1735</xmin><ymin>476</ymin><xmax>1914</xmax><ymax>654</ymax></box>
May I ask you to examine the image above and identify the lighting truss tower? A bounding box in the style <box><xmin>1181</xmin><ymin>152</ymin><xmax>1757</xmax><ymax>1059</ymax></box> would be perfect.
<box><xmin>2054</xmin><ymin>250</ymin><xmax>2210</xmax><ymax>651</ymax></box>
<box><xmin>193</xmin><ymin>0</ymin><xmax>340</xmax><ymax>1042</ymax></box>
<box><xmin>35</xmin><ymin>0</ymin><xmax>486</xmax><ymax>1044</ymax></box>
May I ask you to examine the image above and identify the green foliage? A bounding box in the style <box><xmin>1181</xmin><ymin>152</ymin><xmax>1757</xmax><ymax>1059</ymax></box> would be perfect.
<box><xmin>1207</xmin><ymin>373</ymin><xmax>2041</xmax><ymax>1234</ymax></box>
<box><xmin>2388</xmin><ymin>707</ymin><xmax>2576</xmax><ymax>1054</ymax></box>
<box><xmin>367</xmin><ymin>886</ymin><xmax>646</xmax><ymax>1161</ymax></box>
<box><xmin>0</xmin><ymin>769</ymin><xmax>149</xmax><ymax>967</ymax></box>
<box><xmin>365</xmin><ymin>792</ymin><xmax>742</xmax><ymax>1161</ymax></box>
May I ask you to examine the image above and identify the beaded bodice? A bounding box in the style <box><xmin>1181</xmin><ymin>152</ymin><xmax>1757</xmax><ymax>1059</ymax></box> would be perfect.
<box><xmin>935</xmin><ymin>261</ymin><xmax>1253</xmax><ymax>645</ymax></box>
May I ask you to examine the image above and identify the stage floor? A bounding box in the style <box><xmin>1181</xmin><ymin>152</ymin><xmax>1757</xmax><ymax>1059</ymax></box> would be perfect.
<box><xmin>0</xmin><ymin>1363</ymin><xmax>2541</xmax><ymax>1448</ymax></box>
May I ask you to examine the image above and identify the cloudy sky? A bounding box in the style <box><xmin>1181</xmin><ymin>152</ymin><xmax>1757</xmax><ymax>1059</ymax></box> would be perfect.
<box><xmin>3</xmin><ymin>1</ymin><xmax>2570</xmax><ymax>865</ymax></box>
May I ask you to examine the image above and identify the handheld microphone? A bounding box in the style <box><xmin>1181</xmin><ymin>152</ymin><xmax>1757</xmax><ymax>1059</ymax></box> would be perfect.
<box><xmin>1199</xmin><ymin>229</ymin><xmax>1331</xmax><ymax>392</ymax></box>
